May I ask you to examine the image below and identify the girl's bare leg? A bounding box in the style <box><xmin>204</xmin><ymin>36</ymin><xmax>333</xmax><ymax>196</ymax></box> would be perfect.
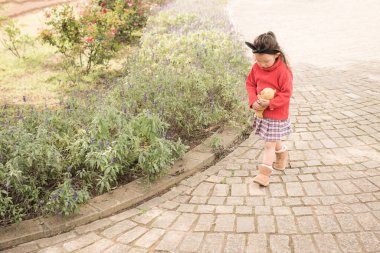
<box><xmin>253</xmin><ymin>141</ymin><xmax>276</xmax><ymax>186</ymax></box>
<box><xmin>275</xmin><ymin>140</ymin><xmax>283</xmax><ymax>152</ymax></box>
<box><xmin>262</xmin><ymin>141</ymin><xmax>276</xmax><ymax>166</ymax></box>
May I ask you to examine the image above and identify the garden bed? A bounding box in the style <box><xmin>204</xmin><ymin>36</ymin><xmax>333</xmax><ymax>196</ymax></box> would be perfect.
<box><xmin>0</xmin><ymin>0</ymin><xmax>250</xmax><ymax>226</ymax></box>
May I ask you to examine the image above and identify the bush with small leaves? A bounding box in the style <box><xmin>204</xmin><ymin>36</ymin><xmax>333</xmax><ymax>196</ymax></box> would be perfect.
<box><xmin>0</xmin><ymin>16</ymin><xmax>34</xmax><ymax>58</ymax></box>
<box><xmin>40</xmin><ymin>0</ymin><xmax>147</xmax><ymax>73</ymax></box>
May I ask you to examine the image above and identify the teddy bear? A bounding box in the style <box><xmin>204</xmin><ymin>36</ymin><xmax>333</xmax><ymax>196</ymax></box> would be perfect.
<box><xmin>255</xmin><ymin>88</ymin><xmax>276</xmax><ymax>118</ymax></box>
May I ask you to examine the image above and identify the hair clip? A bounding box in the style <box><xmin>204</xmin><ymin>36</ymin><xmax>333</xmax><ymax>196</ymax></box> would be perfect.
<box><xmin>245</xmin><ymin>41</ymin><xmax>256</xmax><ymax>51</ymax></box>
<box><xmin>245</xmin><ymin>41</ymin><xmax>280</xmax><ymax>54</ymax></box>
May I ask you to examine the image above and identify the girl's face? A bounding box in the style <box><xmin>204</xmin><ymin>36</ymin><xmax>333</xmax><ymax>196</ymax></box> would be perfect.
<box><xmin>253</xmin><ymin>53</ymin><xmax>280</xmax><ymax>69</ymax></box>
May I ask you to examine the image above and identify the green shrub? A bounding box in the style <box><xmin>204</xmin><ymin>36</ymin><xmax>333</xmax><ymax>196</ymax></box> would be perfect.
<box><xmin>40</xmin><ymin>0</ymin><xmax>147</xmax><ymax>73</ymax></box>
<box><xmin>45</xmin><ymin>176</ymin><xmax>90</xmax><ymax>216</ymax></box>
<box><xmin>119</xmin><ymin>10</ymin><xmax>249</xmax><ymax>138</ymax></box>
<box><xmin>66</xmin><ymin>108</ymin><xmax>186</xmax><ymax>192</ymax></box>
<box><xmin>97</xmin><ymin>0</ymin><xmax>148</xmax><ymax>42</ymax></box>
<box><xmin>0</xmin><ymin>103</ymin><xmax>186</xmax><ymax>223</ymax></box>
<box><xmin>0</xmin><ymin>16</ymin><xmax>34</xmax><ymax>58</ymax></box>
<box><xmin>0</xmin><ymin>124</ymin><xmax>63</xmax><ymax>224</ymax></box>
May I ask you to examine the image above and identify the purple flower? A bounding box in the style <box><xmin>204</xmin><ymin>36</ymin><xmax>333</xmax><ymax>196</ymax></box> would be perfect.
<box><xmin>143</xmin><ymin>93</ymin><xmax>147</xmax><ymax>103</ymax></box>
<box><xmin>165</xmin><ymin>131</ymin><xmax>171</xmax><ymax>140</ymax></box>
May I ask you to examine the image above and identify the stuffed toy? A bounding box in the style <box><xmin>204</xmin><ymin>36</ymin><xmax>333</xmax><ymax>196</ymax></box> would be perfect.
<box><xmin>255</xmin><ymin>88</ymin><xmax>276</xmax><ymax>118</ymax></box>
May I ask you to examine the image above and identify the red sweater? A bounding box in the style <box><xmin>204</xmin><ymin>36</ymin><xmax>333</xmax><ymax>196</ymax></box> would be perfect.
<box><xmin>246</xmin><ymin>57</ymin><xmax>293</xmax><ymax>120</ymax></box>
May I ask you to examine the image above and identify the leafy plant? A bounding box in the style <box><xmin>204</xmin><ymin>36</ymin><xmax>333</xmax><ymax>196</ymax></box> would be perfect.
<box><xmin>45</xmin><ymin>176</ymin><xmax>90</xmax><ymax>216</ymax></box>
<box><xmin>99</xmin><ymin>0</ymin><xmax>148</xmax><ymax>42</ymax></box>
<box><xmin>210</xmin><ymin>135</ymin><xmax>223</xmax><ymax>150</ymax></box>
<box><xmin>0</xmin><ymin>184</ymin><xmax>25</xmax><ymax>225</ymax></box>
<box><xmin>40</xmin><ymin>0</ymin><xmax>147</xmax><ymax>74</ymax></box>
<box><xmin>0</xmin><ymin>16</ymin><xmax>34</xmax><ymax>58</ymax></box>
<box><xmin>120</xmin><ymin>10</ymin><xmax>249</xmax><ymax>138</ymax></box>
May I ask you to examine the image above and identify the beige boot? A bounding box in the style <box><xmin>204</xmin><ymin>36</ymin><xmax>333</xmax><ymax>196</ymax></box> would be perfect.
<box><xmin>253</xmin><ymin>164</ymin><xmax>273</xmax><ymax>187</ymax></box>
<box><xmin>273</xmin><ymin>145</ymin><xmax>288</xmax><ymax>171</ymax></box>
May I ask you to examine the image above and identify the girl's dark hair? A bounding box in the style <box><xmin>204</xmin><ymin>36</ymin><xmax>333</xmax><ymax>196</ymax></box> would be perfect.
<box><xmin>252</xmin><ymin>31</ymin><xmax>289</xmax><ymax>67</ymax></box>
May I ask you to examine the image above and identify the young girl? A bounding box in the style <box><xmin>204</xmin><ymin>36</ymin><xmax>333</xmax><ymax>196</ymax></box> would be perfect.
<box><xmin>245</xmin><ymin>31</ymin><xmax>293</xmax><ymax>187</ymax></box>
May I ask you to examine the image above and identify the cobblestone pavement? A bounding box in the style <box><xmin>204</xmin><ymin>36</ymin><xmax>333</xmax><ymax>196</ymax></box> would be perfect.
<box><xmin>228</xmin><ymin>0</ymin><xmax>380</xmax><ymax>68</ymax></box>
<box><xmin>4</xmin><ymin>0</ymin><xmax>380</xmax><ymax>252</ymax></box>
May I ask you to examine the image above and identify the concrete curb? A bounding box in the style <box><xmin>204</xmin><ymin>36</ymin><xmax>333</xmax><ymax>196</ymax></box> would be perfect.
<box><xmin>0</xmin><ymin>125</ymin><xmax>248</xmax><ymax>250</ymax></box>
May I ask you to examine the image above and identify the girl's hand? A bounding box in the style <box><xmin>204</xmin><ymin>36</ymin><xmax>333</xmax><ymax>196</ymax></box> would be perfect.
<box><xmin>258</xmin><ymin>99</ymin><xmax>270</xmax><ymax>107</ymax></box>
<box><xmin>252</xmin><ymin>101</ymin><xmax>261</xmax><ymax>110</ymax></box>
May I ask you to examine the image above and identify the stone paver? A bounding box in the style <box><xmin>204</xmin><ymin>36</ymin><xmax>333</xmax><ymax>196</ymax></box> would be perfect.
<box><xmin>270</xmin><ymin>235</ymin><xmax>290</xmax><ymax>253</ymax></box>
<box><xmin>5</xmin><ymin>0</ymin><xmax>380</xmax><ymax>252</ymax></box>
<box><xmin>178</xmin><ymin>232</ymin><xmax>204</xmax><ymax>252</ymax></box>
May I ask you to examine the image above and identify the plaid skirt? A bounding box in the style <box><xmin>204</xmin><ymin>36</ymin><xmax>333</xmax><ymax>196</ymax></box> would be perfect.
<box><xmin>253</xmin><ymin>117</ymin><xmax>292</xmax><ymax>141</ymax></box>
